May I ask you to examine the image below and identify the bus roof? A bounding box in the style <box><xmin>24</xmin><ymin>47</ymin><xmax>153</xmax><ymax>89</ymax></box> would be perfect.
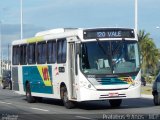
<box><xmin>35</xmin><ymin>28</ymin><xmax>79</xmax><ymax>37</ymax></box>
<box><xmin>12</xmin><ymin>27</ymin><xmax>136</xmax><ymax>45</ymax></box>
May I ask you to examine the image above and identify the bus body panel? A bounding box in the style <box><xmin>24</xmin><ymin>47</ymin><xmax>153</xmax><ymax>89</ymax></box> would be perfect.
<box><xmin>12</xmin><ymin>66</ymin><xmax>19</xmax><ymax>91</ymax></box>
<box><xmin>77</xmin><ymin>71</ymin><xmax>141</xmax><ymax>101</ymax></box>
<box><xmin>76</xmin><ymin>67</ymin><xmax>141</xmax><ymax>101</ymax></box>
<box><xmin>22</xmin><ymin>65</ymin><xmax>53</xmax><ymax>94</ymax></box>
<box><xmin>78</xmin><ymin>84</ymin><xmax>141</xmax><ymax>101</ymax></box>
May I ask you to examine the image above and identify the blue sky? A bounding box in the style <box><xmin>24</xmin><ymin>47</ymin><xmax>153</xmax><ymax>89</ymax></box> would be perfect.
<box><xmin>0</xmin><ymin>0</ymin><xmax>160</xmax><ymax>58</ymax></box>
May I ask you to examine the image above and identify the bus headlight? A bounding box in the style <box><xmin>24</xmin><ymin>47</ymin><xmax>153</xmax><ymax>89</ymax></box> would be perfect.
<box><xmin>79</xmin><ymin>81</ymin><xmax>95</xmax><ymax>90</ymax></box>
<box><xmin>88</xmin><ymin>84</ymin><xmax>92</xmax><ymax>88</ymax></box>
<box><xmin>130</xmin><ymin>79</ymin><xmax>140</xmax><ymax>88</ymax></box>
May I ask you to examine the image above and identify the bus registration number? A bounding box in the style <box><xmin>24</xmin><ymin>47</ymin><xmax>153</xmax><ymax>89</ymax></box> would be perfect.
<box><xmin>108</xmin><ymin>92</ymin><xmax>119</xmax><ymax>97</ymax></box>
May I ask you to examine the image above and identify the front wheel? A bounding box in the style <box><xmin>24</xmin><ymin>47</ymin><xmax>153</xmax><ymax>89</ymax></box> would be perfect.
<box><xmin>60</xmin><ymin>86</ymin><xmax>75</xmax><ymax>109</ymax></box>
<box><xmin>109</xmin><ymin>99</ymin><xmax>122</xmax><ymax>107</ymax></box>
<box><xmin>26</xmin><ymin>83</ymin><xmax>36</xmax><ymax>103</ymax></box>
<box><xmin>153</xmin><ymin>94</ymin><xmax>160</xmax><ymax>105</ymax></box>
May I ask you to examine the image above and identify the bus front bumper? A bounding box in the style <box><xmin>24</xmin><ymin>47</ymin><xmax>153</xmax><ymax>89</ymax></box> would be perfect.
<box><xmin>78</xmin><ymin>85</ymin><xmax>141</xmax><ymax>101</ymax></box>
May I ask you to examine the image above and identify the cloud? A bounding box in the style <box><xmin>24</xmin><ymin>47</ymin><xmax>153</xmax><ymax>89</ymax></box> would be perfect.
<box><xmin>19</xmin><ymin>0</ymin><xmax>135</xmax><ymax>30</ymax></box>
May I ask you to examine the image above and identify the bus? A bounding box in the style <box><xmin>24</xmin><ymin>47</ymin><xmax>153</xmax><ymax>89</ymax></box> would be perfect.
<box><xmin>12</xmin><ymin>28</ymin><xmax>141</xmax><ymax>109</ymax></box>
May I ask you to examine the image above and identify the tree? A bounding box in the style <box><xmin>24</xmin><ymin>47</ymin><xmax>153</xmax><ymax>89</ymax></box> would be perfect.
<box><xmin>138</xmin><ymin>30</ymin><xmax>150</xmax><ymax>44</ymax></box>
<box><xmin>138</xmin><ymin>30</ymin><xmax>160</xmax><ymax>75</ymax></box>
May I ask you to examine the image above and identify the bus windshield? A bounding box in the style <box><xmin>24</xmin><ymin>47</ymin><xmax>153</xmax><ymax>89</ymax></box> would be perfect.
<box><xmin>80</xmin><ymin>40</ymin><xmax>140</xmax><ymax>75</ymax></box>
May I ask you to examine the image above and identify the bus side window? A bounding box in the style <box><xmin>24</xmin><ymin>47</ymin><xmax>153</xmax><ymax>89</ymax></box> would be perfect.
<box><xmin>27</xmin><ymin>44</ymin><xmax>36</xmax><ymax>64</ymax></box>
<box><xmin>37</xmin><ymin>42</ymin><xmax>47</xmax><ymax>64</ymax></box>
<box><xmin>57</xmin><ymin>39</ymin><xmax>67</xmax><ymax>63</ymax></box>
<box><xmin>20</xmin><ymin>45</ymin><xmax>27</xmax><ymax>65</ymax></box>
<box><xmin>47</xmin><ymin>41</ymin><xmax>56</xmax><ymax>63</ymax></box>
<box><xmin>12</xmin><ymin>46</ymin><xmax>20</xmax><ymax>65</ymax></box>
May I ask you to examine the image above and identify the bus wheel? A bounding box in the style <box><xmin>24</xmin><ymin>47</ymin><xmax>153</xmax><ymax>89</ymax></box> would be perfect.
<box><xmin>26</xmin><ymin>83</ymin><xmax>35</xmax><ymax>103</ymax></box>
<box><xmin>35</xmin><ymin>97</ymin><xmax>43</xmax><ymax>103</ymax></box>
<box><xmin>153</xmin><ymin>94</ymin><xmax>160</xmax><ymax>105</ymax></box>
<box><xmin>109</xmin><ymin>99</ymin><xmax>122</xmax><ymax>107</ymax></box>
<box><xmin>60</xmin><ymin>86</ymin><xmax>75</xmax><ymax>109</ymax></box>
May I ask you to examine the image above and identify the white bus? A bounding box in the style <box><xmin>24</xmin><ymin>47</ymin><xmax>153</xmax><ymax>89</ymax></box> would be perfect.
<box><xmin>12</xmin><ymin>28</ymin><xmax>141</xmax><ymax>109</ymax></box>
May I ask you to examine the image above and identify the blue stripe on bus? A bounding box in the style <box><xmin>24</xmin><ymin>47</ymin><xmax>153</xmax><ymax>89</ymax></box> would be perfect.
<box><xmin>22</xmin><ymin>66</ymin><xmax>53</xmax><ymax>94</ymax></box>
<box><xmin>100</xmin><ymin>78</ymin><xmax>128</xmax><ymax>85</ymax></box>
<box><xmin>96</xmin><ymin>76</ymin><xmax>136</xmax><ymax>85</ymax></box>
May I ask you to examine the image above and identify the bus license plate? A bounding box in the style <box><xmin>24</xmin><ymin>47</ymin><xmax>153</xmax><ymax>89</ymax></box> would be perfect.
<box><xmin>108</xmin><ymin>93</ymin><xmax>119</xmax><ymax>97</ymax></box>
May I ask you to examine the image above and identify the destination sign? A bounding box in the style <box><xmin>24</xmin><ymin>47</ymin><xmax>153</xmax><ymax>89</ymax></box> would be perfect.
<box><xmin>83</xmin><ymin>28</ymin><xmax>135</xmax><ymax>39</ymax></box>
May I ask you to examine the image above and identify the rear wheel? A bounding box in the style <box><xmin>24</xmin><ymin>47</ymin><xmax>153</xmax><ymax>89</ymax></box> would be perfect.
<box><xmin>109</xmin><ymin>99</ymin><xmax>122</xmax><ymax>107</ymax></box>
<box><xmin>153</xmin><ymin>94</ymin><xmax>160</xmax><ymax>105</ymax></box>
<box><xmin>60</xmin><ymin>86</ymin><xmax>75</xmax><ymax>109</ymax></box>
<box><xmin>26</xmin><ymin>83</ymin><xmax>36</xmax><ymax>103</ymax></box>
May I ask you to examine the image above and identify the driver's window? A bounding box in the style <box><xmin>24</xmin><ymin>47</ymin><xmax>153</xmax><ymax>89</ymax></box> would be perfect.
<box><xmin>127</xmin><ymin>44</ymin><xmax>135</xmax><ymax>60</ymax></box>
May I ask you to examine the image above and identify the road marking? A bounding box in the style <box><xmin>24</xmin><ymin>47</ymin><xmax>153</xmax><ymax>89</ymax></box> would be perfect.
<box><xmin>75</xmin><ymin>116</ymin><xmax>94</xmax><ymax>120</ymax></box>
<box><xmin>0</xmin><ymin>101</ymin><xmax>12</xmax><ymax>105</ymax></box>
<box><xmin>31</xmin><ymin>107</ymin><xmax>49</xmax><ymax>112</ymax></box>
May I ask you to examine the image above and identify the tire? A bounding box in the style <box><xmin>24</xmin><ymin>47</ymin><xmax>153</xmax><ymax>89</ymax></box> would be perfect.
<box><xmin>1</xmin><ymin>82</ymin><xmax>6</xmax><ymax>89</ymax></box>
<box><xmin>26</xmin><ymin>83</ymin><xmax>36</xmax><ymax>103</ymax></box>
<box><xmin>109</xmin><ymin>99</ymin><xmax>122</xmax><ymax>107</ymax></box>
<box><xmin>60</xmin><ymin>86</ymin><xmax>75</xmax><ymax>109</ymax></box>
<box><xmin>8</xmin><ymin>82</ymin><xmax>12</xmax><ymax>90</ymax></box>
<box><xmin>35</xmin><ymin>97</ymin><xmax>43</xmax><ymax>103</ymax></box>
<box><xmin>153</xmin><ymin>94</ymin><xmax>160</xmax><ymax>105</ymax></box>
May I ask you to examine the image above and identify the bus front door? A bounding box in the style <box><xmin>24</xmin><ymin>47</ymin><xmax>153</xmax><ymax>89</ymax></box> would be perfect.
<box><xmin>69</xmin><ymin>43</ymin><xmax>77</xmax><ymax>99</ymax></box>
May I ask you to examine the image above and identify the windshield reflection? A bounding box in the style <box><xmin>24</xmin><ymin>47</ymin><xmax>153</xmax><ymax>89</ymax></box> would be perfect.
<box><xmin>80</xmin><ymin>40</ymin><xmax>140</xmax><ymax>75</ymax></box>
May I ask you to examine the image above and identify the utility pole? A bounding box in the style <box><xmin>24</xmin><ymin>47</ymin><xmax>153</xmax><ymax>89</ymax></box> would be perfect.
<box><xmin>8</xmin><ymin>44</ymin><xmax>10</xmax><ymax>70</ymax></box>
<box><xmin>20</xmin><ymin>0</ymin><xmax>23</xmax><ymax>40</ymax></box>
<box><xmin>135</xmin><ymin>0</ymin><xmax>138</xmax><ymax>33</ymax></box>
<box><xmin>0</xmin><ymin>21</ymin><xmax>2</xmax><ymax>77</ymax></box>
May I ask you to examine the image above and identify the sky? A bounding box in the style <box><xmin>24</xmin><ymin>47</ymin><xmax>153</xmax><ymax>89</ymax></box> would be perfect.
<box><xmin>0</xmin><ymin>0</ymin><xmax>160</xmax><ymax>59</ymax></box>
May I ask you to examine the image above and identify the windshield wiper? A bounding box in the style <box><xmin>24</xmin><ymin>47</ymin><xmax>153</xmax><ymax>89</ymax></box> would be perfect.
<box><xmin>96</xmin><ymin>38</ymin><xmax>108</xmax><ymax>56</ymax></box>
<box><xmin>112</xmin><ymin>40</ymin><xmax>125</xmax><ymax>59</ymax></box>
<box><xmin>112</xmin><ymin>41</ymin><xmax>123</xmax><ymax>55</ymax></box>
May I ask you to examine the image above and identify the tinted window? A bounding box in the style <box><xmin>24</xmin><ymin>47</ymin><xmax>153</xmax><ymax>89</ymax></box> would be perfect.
<box><xmin>57</xmin><ymin>39</ymin><xmax>67</xmax><ymax>63</ymax></box>
<box><xmin>28</xmin><ymin>44</ymin><xmax>36</xmax><ymax>64</ymax></box>
<box><xmin>47</xmin><ymin>41</ymin><xmax>56</xmax><ymax>63</ymax></box>
<box><xmin>37</xmin><ymin>42</ymin><xmax>47</xmax><ymax>64</ymax></box>
<box><xmin>12</xmin><ymin>46</ymin><xmax>20</xmax><ymax>65</ymax></box>
<box><xmin>20</xmin><ymin>45</ymin><xmax>27</xmax><ymax>65</ymax></box>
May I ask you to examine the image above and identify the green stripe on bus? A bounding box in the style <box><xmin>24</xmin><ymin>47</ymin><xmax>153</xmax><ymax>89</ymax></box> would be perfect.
<box><xmin>27</xmin><ymin>36</ymin><xmax>43</xmax><ymax>43</ymax></box>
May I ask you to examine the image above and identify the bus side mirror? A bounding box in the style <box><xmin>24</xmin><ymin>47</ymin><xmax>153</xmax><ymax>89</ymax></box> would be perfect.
<box><xmin>76</xmin><ymin>43</ymin><xmax>81</xmax><ymax>55</ymax></box>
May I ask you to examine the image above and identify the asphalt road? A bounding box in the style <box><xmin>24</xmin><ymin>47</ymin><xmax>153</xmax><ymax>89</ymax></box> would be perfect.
<box><xmin>0</xmin><ymin>87</ymin><xmax>159</xmax><ymax>120</ymax></box>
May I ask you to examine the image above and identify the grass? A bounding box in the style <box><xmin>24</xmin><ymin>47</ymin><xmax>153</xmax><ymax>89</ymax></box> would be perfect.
<box><xmin>141</xmin><ymin>85</ymin><xmax>152</xmax><ymax>95</ymax></box>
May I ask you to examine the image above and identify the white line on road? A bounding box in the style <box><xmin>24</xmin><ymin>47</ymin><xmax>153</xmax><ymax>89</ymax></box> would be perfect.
<box><xmin>31</xmin><ymin>107</ymin><xmax>49</xmax><ymax>112</ymax></box>
<box><xmin>75</xmin><ymin>116</ymin><xmax>94</xmax><ymax>120</ymax></box>
<box><xmin>0</xmin><ymin>101</ymin><xmax>12</xmax><ymax>105</ymax></box>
